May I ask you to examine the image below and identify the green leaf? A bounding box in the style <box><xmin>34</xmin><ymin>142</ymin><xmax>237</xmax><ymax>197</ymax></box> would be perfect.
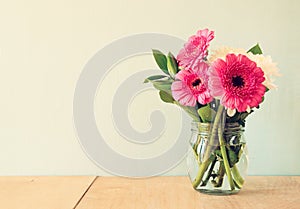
<box><xmin>247</xmin><ymin>43</ymin><xmax>263</xmax><ymax>55</ymax></box>
<box><xmin>150</xmin><ymin>79</ymin><xmax>173</xmax><ymax>94</ymax></box>
<box><xmin>265</xmin><ymin>86</ymin><xmax>270</xmax><ymax>92</ymax></box>
<box><xmin>197</xmin><ymin>105</ymin><xmax>216</xmax><ymax>122</ymax></box>
<box><xmin>144</xmin><ymin>75</ymin><xmax>168</xmax><ymax>83</ymax></box>
<box><xmin>167</xmin><ymin>52</ymin><xmax>178</xmax><ymax>78</ymax></box>
<box><xmin>152</xmin><ymin>49</ymin><xmax>169</xmax><ymax>74</ymax></box>
<box><xmin>226</xmin><ymin>112</ymin><xmax>240</xmax><ymax>123</ymax></box>
<box><xmin>215</xmin><ymin>146</ymin><xmax>239</xmax><ymax>168</ymax></box>
<box><xmin>240</xmin><ymin>112</ymin><xmax>251</xmax><ymax>121</ymax></box>
<box><xmin>159</xmin><ymin>90</ymin><xmax>174</xmax><ymax>103</ymax></box>
<box><xmin>174</xmin><ymin>101</ymin><xmax>200</xmax><ymax>122</ymax></box>
<box><xmin>144</xmin><ymin>76</ymin><xmax>173</xmax><ymax>93</ymax></box>
<box><xmin>227</xmin><ymin>149</ymin><xmax>238</xmax><ymax>167</ymax></box>
<box><xmin>215</xmin><ymin>150</ymin><xmax>222</xmax><ymax>158</ymax></box>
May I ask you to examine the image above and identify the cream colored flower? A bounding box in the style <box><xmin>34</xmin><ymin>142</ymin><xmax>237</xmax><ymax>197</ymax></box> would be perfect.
<box><xmin>208</xmin><ymin>46</ymin><xmax>247</xmax><ymax>63</ymax></box>
<box><xmin>248</xmin><ymin>53</ymin><xmax>280</xmax><ymax>90</ymax></box>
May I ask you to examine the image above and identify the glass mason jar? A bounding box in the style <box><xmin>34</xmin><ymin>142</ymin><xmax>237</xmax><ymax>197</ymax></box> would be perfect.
<box><xmin>187</xmin><ymin>121</ymin><xmax>248</xmax><ymax>195</ymax></box>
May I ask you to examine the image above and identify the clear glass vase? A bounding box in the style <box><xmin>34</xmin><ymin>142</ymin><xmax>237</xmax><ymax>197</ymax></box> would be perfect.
<box><xmin>187</xmin><ymin>121</ymin><xmax>248</xmax><ymax>195</ymax></box>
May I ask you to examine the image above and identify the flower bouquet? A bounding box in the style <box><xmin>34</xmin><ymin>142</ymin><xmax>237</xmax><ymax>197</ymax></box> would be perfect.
<box><xmin>145</xmin><ymin>29</ymin><xmax>279</xmax><ymax>194</ymax></box>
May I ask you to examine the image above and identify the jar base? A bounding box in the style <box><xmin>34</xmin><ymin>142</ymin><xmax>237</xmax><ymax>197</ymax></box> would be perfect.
<box><xmin>196</xmin><ymin>188</ymin><xmax>240</xmax><ymax>196</ymax></box>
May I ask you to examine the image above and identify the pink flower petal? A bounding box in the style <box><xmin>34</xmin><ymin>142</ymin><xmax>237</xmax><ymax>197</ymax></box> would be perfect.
<box><xmin>177</xmin><ymin>29</ymin><xmax>214</xmax><ymax>69</ymax></box>
<box><xmin>175</xmin><ymin>69</ymin><xmax>191</xmax><ymax>81</ymax></box>
<box><xmin>171</xmin><ymin>61</ymin><xmax>212</xmax><ymax>107</ymax></box>
<box><xmin>209</xmin><ymin>54</ymin><xmax>265</xmax><ymax>113</ymax></box>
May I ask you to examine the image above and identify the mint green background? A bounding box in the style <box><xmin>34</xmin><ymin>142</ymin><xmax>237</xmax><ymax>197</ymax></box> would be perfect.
<box><xmin>0</xmin><ymin>0</ymin><xmax>299</xmax><ymax>175</ymax></box>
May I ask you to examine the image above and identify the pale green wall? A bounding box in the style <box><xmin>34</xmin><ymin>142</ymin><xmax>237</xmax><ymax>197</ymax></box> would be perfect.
<box><xmin>0</xmin><ymin>0</ymin><xmax>299</xmax><ymax>175</ymax></box>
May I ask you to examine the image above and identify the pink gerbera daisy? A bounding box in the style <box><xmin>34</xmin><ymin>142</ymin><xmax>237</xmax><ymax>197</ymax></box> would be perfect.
<box><xmin>171</xmin><ymin>62</ymin><xmax>213</xmax><ymax>106</ymax></box>
<box><xmin>209</xmin><ymin>54</ymin><xmax>266</xmax><ymax>116</ymax></box>
<box><xmin>177</xmin><ymin>29</ymin><xmax>214</xmax><ymax>70</ymax></box>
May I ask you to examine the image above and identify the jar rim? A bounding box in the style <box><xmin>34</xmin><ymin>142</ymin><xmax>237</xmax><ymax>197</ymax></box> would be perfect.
<box><xmin>191</xmin><ymin>121</ymin><xmax>244</xmax><ymax>132</ymax></box>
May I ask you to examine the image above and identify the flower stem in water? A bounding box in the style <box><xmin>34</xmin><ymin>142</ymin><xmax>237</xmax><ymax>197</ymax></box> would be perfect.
<box><xmin>218</xmin><ymin>125</ymin><xmax>235</xmax><ymax>190</ymax></box>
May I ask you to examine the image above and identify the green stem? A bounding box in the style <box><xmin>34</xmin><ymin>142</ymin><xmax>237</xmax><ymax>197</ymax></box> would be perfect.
<box><xmin>202</xmin><ymin>105</ymin><xmax>225</xmax><ymax>161</ymax></box>
<box><xmin>213</xmin><ymin>162</ymin><xmax>225</xmax><ymax>187</ymax></box>
<box><xmin>232</xmin><ymin>144</ymin><xmax>246</xmax><ymax>189</ymax></box>
<box><xmin>218</xmin><ymin>125</ymin><xmax>235</xmax><ymax>190</ymax></box>
<box><xmin>192</xmin><ymin>147</ymin><xmax>200</xmax><ymax>166</ymax></box>
<box><xmin>201</xmin><ymin>156</ymin><xmax>217</xmax><ymax>186</ymax></box>
<box><xmin>232</xmin><ymin>164</ymin><xmax>244</xmax><ymax>189</ymax></box>
<box><xmin>193</xmin><ymin>134</ymin><xmax>201</xmax><ymax>151</ymax></box>
<box><xmin>192</xmin><ymin>156</ymin><xmax>213</xmax><ymax>189</ymax></box>
<box><xmin>191</xmin><ymin>134</ymin><xmax>202</xmax><ymax>166</ymax></box>
<box><xmin>192</xmin><ymin>104</ymin><xmax>225</xmax><ymax>189</ymax></box>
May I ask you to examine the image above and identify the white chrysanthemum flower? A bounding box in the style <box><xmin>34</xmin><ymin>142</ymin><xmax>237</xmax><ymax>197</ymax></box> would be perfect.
<box><xmin>248</xmin><ymin>53</ymin><xmax>280</xmax><ymax>90</ymax></box>
<box><xmin>208</xmin><ymin>46</ymin><xmax>247</xmax><ymax>63</ymax></box>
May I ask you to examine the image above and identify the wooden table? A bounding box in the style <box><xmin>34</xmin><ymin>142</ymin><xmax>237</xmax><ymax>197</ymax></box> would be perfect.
<box><xmin>0</xmin><ymin>176</ymin><xmax>299</xmax><ymax>209</ymax></box>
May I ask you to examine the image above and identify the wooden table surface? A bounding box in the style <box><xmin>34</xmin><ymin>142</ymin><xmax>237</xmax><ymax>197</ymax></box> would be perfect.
<box><xmin>0</xmin><ymin>176</ymin><xmax>299</xmax><ymax>209</ymax></box>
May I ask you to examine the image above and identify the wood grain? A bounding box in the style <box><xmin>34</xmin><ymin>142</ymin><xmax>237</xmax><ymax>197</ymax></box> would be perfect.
<box><xmin>0</xmin><ymin>176</ymin><xmax>299</xmax><ymax>209</ymax></box>
<box><xmin>76</xmin><ymin>176</ymin><xmax>300</xmax><ymax>209</ymax></box>
<box><xmin>0</xmin><ymin>176</ymin><xmax>96</xmax><ymax>209</ymax></box>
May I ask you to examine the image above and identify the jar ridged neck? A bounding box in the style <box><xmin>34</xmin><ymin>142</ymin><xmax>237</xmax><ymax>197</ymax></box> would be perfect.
<box><xmin>191</xmin><ymin>121</ymin><xmax>244</xmax><ymax>135</ymax></box>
